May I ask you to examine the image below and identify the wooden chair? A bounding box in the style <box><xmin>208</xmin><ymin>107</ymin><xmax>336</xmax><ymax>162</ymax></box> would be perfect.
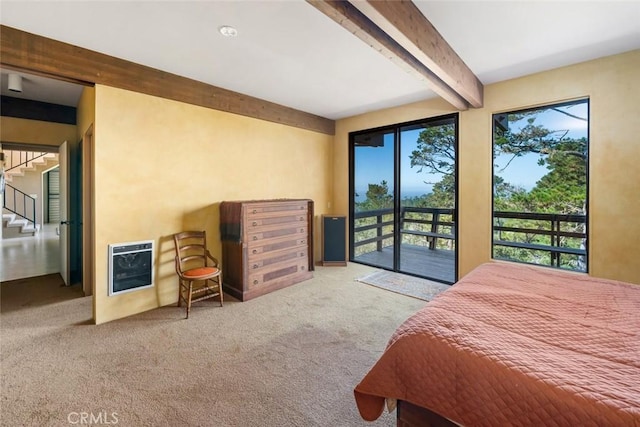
<box><xmin>173</xmin><ymin>230</ymin><xmax>223</xmax><ymax>318</ymax></box>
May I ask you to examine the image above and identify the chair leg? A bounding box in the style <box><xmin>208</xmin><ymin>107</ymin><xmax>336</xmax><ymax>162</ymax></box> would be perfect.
<box><xmin>218</xmin><ymin>274</ymin><xmax>224</xmax><ymax>307</ymax></box>
<box><xmin>177</xmin><ymin>280</ymin><xmax>182</xmax><ymax>307</ymax></box>
<box><xmin>186</xmin><ymin>281</ymin><xmax>194</xmax><ymax>319</ymax></box>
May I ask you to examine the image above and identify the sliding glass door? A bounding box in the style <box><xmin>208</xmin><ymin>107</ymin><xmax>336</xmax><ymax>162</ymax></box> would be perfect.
<box><xmin>350</xmin><ymin>115</ymin><xmax>457</xmax><ymax>284</ymax></box>
<box><xmin>351</xmin><ymin>130</ymin><xmax>396</xmax><ymax>270</ymax></box>
<box><xmin>398</xmin><ymin>118</ymin><xmax>457</xmax><ymax>282</ymax></box>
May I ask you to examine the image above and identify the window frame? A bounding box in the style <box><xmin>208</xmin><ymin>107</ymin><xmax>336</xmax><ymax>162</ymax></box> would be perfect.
<box><xmin>490</xmin><ymin>98</ymin><xmax>590</xmax><ymax>272</ymax></box>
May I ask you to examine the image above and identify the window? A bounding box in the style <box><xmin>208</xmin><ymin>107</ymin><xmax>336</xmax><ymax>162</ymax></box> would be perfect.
<box><xmin>492</xmin><ymin>99</ymin><xmax>589</xmax><ymax>272</ymax></box>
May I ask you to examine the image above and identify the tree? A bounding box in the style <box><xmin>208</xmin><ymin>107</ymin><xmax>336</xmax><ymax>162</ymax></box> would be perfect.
<box><xmin>527</xmin><ymin>138</ymin><xmax>587</xmax><ymax>214</ymax></box>
<box><xmin>356</xmin><ymin>180</ymin><xmax>393</xmax><ymax>211</ymax></box>
<box><xmin>410</xmin><ymin>124</ymin><xmax>455</xmax><ymax>176</ymax></box>
<box><xmin>493</xmin><ymin>176</ymin><xmax>529</xmax><ymax>211</ymax></box>
<box><xmin>494</xmin><ymin>109</ymin><xmax>587</xmax><ymax>215</ymax></box>
<box><xmin>408</xmin><ymin>123</ymin><xmax>456</xmax><ymax>210</ymax></box>
<box><xmin>424</xmin><ymin>173</ymin><xmax>455</xmax><ymax>208</ymax></box>
<box><xmin>494</xmin><ymin>111</ymin><xmax>587</xmax><ymax>172</ymax></box>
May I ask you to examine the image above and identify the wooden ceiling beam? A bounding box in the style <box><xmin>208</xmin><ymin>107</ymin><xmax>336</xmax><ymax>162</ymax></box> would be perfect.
<box><xmin>351</xmin><ymin>0</ymin><xmax>483</xmax><ymax>108</ymax></box>
<box><xmin>0</xmin><ymin>25</ymin><xmax>335</xmax><ymax>135</ymax></box>
<box><xmin>308</xmin><ymin>1</ymin><xmax>483</xmax><ymax>110</ymax></box>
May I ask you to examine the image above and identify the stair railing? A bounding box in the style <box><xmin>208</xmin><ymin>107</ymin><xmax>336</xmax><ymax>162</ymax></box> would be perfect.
<box><xmin>2</xmin><ymin>183</ymin><xmax>36</xmax><ymax>226</ymax></box>
<box><xmin>5</xmin><ymin>151</ymin><xmax>51</xmax><ymax>172</ymax></box>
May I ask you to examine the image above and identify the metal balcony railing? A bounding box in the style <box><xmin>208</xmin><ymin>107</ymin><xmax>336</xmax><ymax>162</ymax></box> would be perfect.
<box><xmin>352</xmin><ymin>207</ymin><xmax>587</xmax><ymax>272</ymax></box>
<box><xmin>493</xmin><ymin>210</ymin><xmax>587</xmax><ymax>270</ymax></box>
<box><xmin>353</xmin><ymin>207</ymin><xmax>455</xmax><ymax>254</ymax></box>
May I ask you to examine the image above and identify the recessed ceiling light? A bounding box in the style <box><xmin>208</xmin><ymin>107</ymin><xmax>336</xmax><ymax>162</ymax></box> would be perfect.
<box><xmin>219</xmin><ymin>25</ymin><xmax>238</xmax><ymax>37</ymax></box>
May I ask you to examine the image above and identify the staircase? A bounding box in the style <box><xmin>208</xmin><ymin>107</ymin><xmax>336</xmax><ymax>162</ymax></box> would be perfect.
<box><xmin>2</xmin><ymin>150</ymin><xmax>59</xmax><ymax>238</ymax></box>
<box><xmin>4</xmin><ymin>151</ymin><xmax>58</xmax><ymax>184</ymax></box>
<box><xmin>2</xmin><ymin>212</ymin><xmax>40</xmax><ymax>238</ymax></box>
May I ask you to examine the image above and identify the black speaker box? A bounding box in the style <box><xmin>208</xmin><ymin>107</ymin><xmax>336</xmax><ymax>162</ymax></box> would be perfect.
<box><xmin>321</xmin><ymin>215</ymin><xmax>347</xmax><ymax>266</ymax></box>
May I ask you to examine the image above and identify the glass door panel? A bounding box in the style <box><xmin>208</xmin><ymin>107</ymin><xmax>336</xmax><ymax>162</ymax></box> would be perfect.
<box><xmin>349</xmin><ymin>114</ymin><xmax>457</xmax><ymax>283</ymax></box>
<box><xmin>351</xmin><ymin>130</ymin><xmax>395</xmax><ymax>269</ymax></box>
<box><xmin>398</xmin><ymin>118</ymin><xmax>456</xmax><ymax>283</ymax></box>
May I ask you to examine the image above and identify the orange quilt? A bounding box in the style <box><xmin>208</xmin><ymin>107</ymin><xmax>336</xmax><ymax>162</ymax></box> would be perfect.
<box><xmin>354</xmin><ymin>262</ymin><xmax>640</xmax><ymax>426</ymax></box>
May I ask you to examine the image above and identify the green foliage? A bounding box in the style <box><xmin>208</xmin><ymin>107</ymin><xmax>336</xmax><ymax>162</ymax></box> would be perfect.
<box><xmin>356</xmin><ymin>180</ymin><xmax>393</xmax><ymax>212</ymax></box>
<box><xmin>424</xmin><ymin>173</ymin><xmax>455</xmax><ymax>208</ymax></box>
<box><xmin>527</xmin><ymin>138</ymin><xmax>587</xmax><ymax>214</ymax></box>
<box><xmin>493</xmin><ymin>176</ymin><xmax>530</xmax><ymax>211</ymax></box>
<box><xmin>404</xmin><ymin>123</ymin><xmax>456</xmax><ymax>209</ymax></box>
<box><xmin>410</xmin><ymin>123</ymin><xmax>455</xmax><ymax>176</ymax></box>
<box><xmin>494</xmin><ymin>114</ymin><xmax>587</xmax><ymax>215</ymax></box>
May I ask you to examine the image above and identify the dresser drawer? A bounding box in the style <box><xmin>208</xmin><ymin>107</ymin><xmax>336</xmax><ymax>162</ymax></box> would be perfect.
<box><xmin>245</xmin><ymin>201</ymin><xmax>307</xmax><ymax>217</ymax></box>
<box><xmin>247</xmin><ymin>247</ymin><xmax>308</xmax><ymax>272</ymax></box>
<box><xmin>248</xmin><ymin>236</ymin><xmax>308</xmax><ymax>256</ymax></box>
<box><xmin>247</xmin><ymin>225</ymin><xmax>307</xmax><ymax>245</ymax></box>
<box><xmin>248</xmin><ymin>259</ymin><xmax>309</xmax><ymax>289</ymax></box>
<box><xmin>246</xmin><ymin>213</ymin><xmax>307</xmax><ymax>229</ymax></box>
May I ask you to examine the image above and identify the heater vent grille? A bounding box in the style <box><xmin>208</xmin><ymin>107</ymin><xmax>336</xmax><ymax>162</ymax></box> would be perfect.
<box><xmin>108</xmin><ymin>240</ymin><xmax>154</xmax><ymax>296</ymax></box>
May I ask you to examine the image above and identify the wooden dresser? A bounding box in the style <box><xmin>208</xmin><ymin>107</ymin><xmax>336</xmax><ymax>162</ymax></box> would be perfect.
<box><xmin>219</xmin><ymin>199</ymin><xmax>314</xmax><ymax>301</ymax></box>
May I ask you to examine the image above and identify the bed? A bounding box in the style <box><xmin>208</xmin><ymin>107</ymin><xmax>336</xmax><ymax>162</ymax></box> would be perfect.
<box><xmin>354</xmin><ymin>262</ymin><xmax>640</xmax><ymax>426</ymax></box>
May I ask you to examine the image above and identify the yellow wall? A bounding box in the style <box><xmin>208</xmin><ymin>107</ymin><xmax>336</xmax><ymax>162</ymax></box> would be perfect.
<box><xmin>0</xmin><ymin>116</ymin><xmax>76</xmax><ymax>147</ymax></box>
<box><xmin>92</xmin><ymin>85</ymin><xmax>333</xmax><ymax>324</ymax></box>
<box><xmin>334</xmin><ymin>50</ymin><xmax>640</xmax><ymax>284</ymax></box>
<box><xmin>77</xmin><ymin>87</ymin><xmax>95</xmax><ymax>141</ymax></box>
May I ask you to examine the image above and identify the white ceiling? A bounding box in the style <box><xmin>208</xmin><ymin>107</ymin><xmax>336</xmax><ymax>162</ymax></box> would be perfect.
<box><xmin>0</xmin><ymin>70</ymin><xmax>86</xmax><ymax>106</ymax></box>
<box><xmin>1</xmin><ymin>1</ymin><xmax>639</xmax><ymax>119</ymax></box>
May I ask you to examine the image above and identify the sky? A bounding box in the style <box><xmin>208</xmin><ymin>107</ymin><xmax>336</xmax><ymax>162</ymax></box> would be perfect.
<box><xmin>495</xmin><ymin>102</ymin><xmax>588</xmax><ymax>190</ymax></box>
<box><xmin>354</xmin><ymin>129</ymin><xmax>441</xmax><ymax>198</ymax></box>
<box><xmin>354</xmin><ymin>101</ymin><xmax>588</xmax><ymax>200</ymax></box>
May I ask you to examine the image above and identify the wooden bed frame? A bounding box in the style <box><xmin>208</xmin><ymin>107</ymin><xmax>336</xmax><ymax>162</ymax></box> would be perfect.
<box><xmin>397</xmin><ymin>401</ymin><xmax>457</xmax><ymax>427</ymax></box>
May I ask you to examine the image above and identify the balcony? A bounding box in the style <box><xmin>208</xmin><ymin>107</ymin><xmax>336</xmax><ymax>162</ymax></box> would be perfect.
<box><xmin>352</xmin><ymin>207</ymin><xmax>587</xmax><ymax>283</ymax></box>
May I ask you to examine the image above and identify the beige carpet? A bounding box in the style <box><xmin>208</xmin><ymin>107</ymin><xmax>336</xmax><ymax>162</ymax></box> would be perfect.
<box><xmin>356</xmin><ymin>270</ymin><xmax>451</xmax><ymax>301</ymax></box>
<box><xmin>0</xmin><ymin>264</ymin><xmax>425</xmax><ymax>426</ymax></box>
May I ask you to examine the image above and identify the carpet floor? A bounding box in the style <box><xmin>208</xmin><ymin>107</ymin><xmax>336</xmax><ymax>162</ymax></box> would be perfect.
<box><xmin>1</xmin><ymin>263</ymin><xmax>426</xmax><ymax>427</ymax></box>
<box><xmin>356</xmin><ymin>270</ymin><xmax>451</xmax><ymax>302</ymax></box>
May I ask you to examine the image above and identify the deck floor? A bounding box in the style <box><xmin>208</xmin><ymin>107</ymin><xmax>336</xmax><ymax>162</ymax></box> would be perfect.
<box><xmin>353</xmin><ymin>244</ymin><xmax>456</xmax><ymax>283</ymax></box>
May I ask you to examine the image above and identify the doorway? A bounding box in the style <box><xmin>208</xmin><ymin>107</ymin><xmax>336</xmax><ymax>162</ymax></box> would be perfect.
<box><xmin>0</xmin><ymin>69</ymin><xmax>91</xmax><ymax>291</ymax></box>
<box><xmin>0</xmin><ymin>145</ymin><xmax>61</xmax><ymax>281</ymax></box>
<box><xmin>0</xmin><ymin>143</ymin><xmax>82</xmax><ymax>282</ymax></box>
<box><xmin>349</xmin><ymin>114</ymin><xmax>458</xmax><ymax>284</ymax></box>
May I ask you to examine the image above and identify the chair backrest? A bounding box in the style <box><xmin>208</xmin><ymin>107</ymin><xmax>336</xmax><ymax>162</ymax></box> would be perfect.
<box><xmin>173</xmin><ymin>231</ymin><xmax>209</xmax><ymax>273</ymax></box>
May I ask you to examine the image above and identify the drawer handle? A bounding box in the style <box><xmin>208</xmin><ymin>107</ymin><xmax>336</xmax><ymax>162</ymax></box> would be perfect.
<box><xmin>300</xmin><ymin>206</ymin><xmax>304</xmax><ymax>210</ymax></box>
<box><xmin>299</xmin><ymin>217</ymin><xmax>304</xmax><ymax>221</ymax></box>
<box><xmin>253</xmin><ymin>236</ymin><xmax>258</xmax><ymax>240</ymax></box>
<box><xmin>301</xmin><ymin>266</ymin><xmax>305</xmax><ymax>270</ymax></box>
<box><xmin>253</xmin><ymin>280</ymin><xmax>258</xmax><ymax>285</ymax></box>
<box><xmin>300</xmin><ymin>229</ymin><xmax>304</xmax><ymax>233</ymax></box>
<box><xmin>253</xmin><ymin>209</ymin><xmax>257</xmax><ymax>214</ymax></box>
<box><xmin>253</xmin><ymin>264</ymin><xmax>259</xmax><ymax>269</ymax></box>
<box><xmin>300</xmin><ymin>253</ymin><xmax>304</xmax><ymax>257</ymax></box>
<box><xmin>252</xmin><ymin>221</ymin><xmax>257</xmax><ymax>226</ymax></box>
<box><xmin>252</xmin><ymin>249</ymin><xmax>257</xmax><ymax>254</ymax></box>
<box><xmin>300</xmin><ymin>240</ymin><xmax>305</xmax><ymax>244</ymax></box>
